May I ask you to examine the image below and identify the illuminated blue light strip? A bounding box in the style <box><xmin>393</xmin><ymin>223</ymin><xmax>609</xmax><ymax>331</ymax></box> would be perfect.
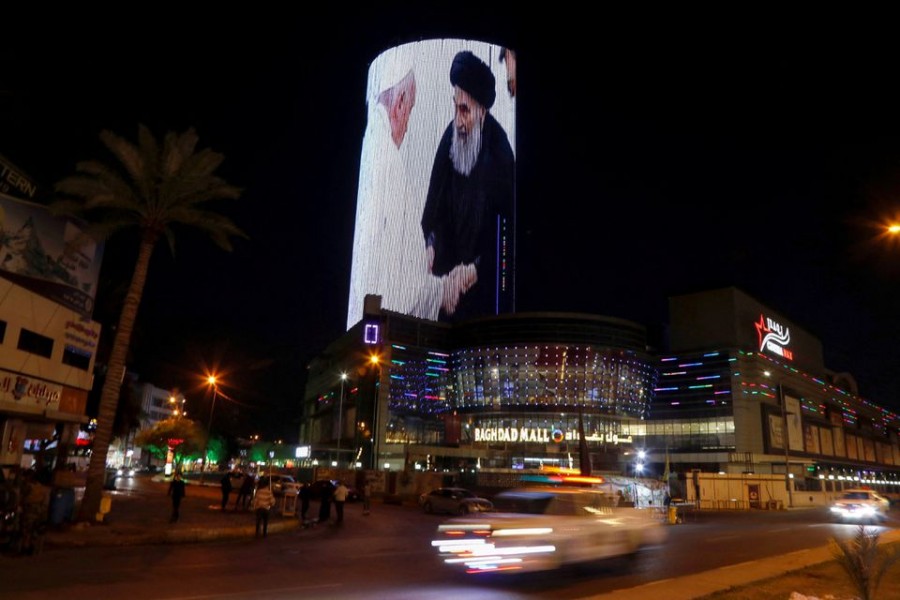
<box><xmin>679</xmin><ymin>362</ymin><xmax>703</xmax><ymax>367</ymax></box>
<box><xmin>654</xmin><ymin>387</ymin><xmax>679</xmax><ymax>391</ymax></box>
<box><xmin>662</xmin><ymin>371</ymin><xmax>687</xmax><ymax>376</ymax></box>
<box><xmin>703</xmin><ymin>352</ymin><xmax>720</xmax><ymax>357</ymax></box>
<box><xmin>688</xmin><ymin>384</ymin><xmax>713</xmax><ymax>389</ymax></box>
<box><xmin>696</xmin><ymin>375</ymin><xmax>721</xmax><ymax>380</ymax></box>
<box><xmin>391</xmin><ymin>344</ymin><xmax>407</xmax><ymax>350</ymax></box>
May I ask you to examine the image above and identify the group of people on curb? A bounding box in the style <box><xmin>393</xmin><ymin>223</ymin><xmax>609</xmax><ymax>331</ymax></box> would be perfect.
<box><xmin>167</xmin><ymin>472</ymin><xmax>374</xmax><ymax>538</ymax></box>
<box><xmin>0</xmin><ymin>466</ymin><xmax>51</xmax><ymax>555</ymax></box>
<box><xmin>218</xmin><ymin>471</ymin><xmax>256</xmax><ymax>511</ymax></box>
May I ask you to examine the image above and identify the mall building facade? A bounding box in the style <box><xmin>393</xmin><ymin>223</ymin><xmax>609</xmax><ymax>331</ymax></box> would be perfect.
<box><xmin>301</xmin><ymin>296</ymin><xmax>657</xmax><ymax>474</ymax></box>
<box><xmin>301</xmin><ymin>289</ymin><xmax>900</xmax><ymax>495</ymax></box>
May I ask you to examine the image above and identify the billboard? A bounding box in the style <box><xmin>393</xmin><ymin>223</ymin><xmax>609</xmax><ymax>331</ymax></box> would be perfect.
<box><xmin>347</xmin><ymin>39</ymin><xmax>516</xmax><ymax>329</ymax></box>
<box><xmin>0</xmin><ymin>194</ymin><xmax>104</xmax><ymax>316</ymax></box>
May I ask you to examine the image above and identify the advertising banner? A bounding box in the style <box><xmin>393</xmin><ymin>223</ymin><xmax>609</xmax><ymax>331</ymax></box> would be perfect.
<box><xmin>784</xmin><ymin>395</ymin><xmax>804</xmax><ymax>452</ymax></box>
<box><xmin>348</xmin><ymin>39</ymin><xmax>516</xmax><ymax>328</ymax></box>
<box><xmin>0</xmin><ymin>194</ymin><xmax>103</xmax><ymax>316</ymax></box>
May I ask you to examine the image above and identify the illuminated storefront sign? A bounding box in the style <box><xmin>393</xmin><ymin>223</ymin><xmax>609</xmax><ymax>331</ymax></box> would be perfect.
<box><xmin>474</xmin><ymin>427</ymin><xmax>632</xmax><ymax>445</ymax></box>
<box><xmin>0</xmin><ymin>369</ymin><xmax>62</xmax><ymax>413</ymax></box>
<box><xmin>754</xmin><ymin>314</ymin><xmax>793</xmax><ymax>360</ymax></box>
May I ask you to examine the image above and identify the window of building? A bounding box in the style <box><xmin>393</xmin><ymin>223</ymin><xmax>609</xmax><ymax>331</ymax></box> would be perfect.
<box><xmin>17</xmin><ymin>329</ymin><xmax>53</xmax><ymax>358</ymax></box>
<box><xmin>0</xmin><ymin>320</ymin><xmax>6</xmax><ymax>343</ymax></box>
<box><xmin>62</xmin><ymin>345</ymin><xmax>92</xmax><ymax>371</ymax></box>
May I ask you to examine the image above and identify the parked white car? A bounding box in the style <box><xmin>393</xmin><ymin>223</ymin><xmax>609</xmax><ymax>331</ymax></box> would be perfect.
<box><xmin>420</xmin><ymin>487</ymin><xmax>493</xmax><ymax>515</ymax></box>
<box><xmin>830</xmin><ymin>488</ymin><xmax>890</xmax><ymax>522</ymax></box>
<box><xmin>431</xmin><ymin>486</ymin><xmax>667</xmax><ymax>574</ymax></box>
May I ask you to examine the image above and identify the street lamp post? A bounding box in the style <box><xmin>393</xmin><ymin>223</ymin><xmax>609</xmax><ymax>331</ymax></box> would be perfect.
<box><xmin>337</xmin><ymin>372</ymin><xmax>347</xmax><ymax>468</ymax></box>
<box><xmin>777</xmin><ymin>382</ymin><xmax>794</xmax><ymax>508</ymax></box>
<box><xmin>766</xmin><ymin>370</ymin><xmax>794</xmax><ymax>508</ymax></box>
<box><xmin>369</xmin><ymin>354</ymin><xmax>381</xmax><ymax>471</ymax></box>
<box><xmin>198</xmin><ymin>375</ymin><xmax>218</xmax><ymax>485</ymax></box>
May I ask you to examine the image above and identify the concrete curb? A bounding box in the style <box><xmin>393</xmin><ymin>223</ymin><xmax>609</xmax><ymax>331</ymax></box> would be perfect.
<box><xmin>43</xmin><ymin>517</ymin><xmax>302</xmax><ymax>548</ymax></box>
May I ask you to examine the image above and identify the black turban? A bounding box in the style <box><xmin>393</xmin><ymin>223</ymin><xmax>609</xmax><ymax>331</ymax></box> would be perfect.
<box><xmin>450</xmin><ymin>51</ymin><xmax>496</xmax><ymax>110</ymax></box>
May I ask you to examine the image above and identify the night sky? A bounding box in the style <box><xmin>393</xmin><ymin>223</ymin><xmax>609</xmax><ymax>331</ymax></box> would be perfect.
<box><xmin>3</xmin><ymin>11</ymin><xmax>899</xmax><ymax>438</ymax></box>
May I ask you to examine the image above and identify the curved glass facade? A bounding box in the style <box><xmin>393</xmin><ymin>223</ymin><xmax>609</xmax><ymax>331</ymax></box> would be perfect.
<box><xmin>450</xmin><ymin>345</ymin><xmax>653</xmax><ymax>417</ymax></box>
<box><xmin>381</xmin><ymin>313</ymin><xmax>657</xmax><ymax>460</ymax></box>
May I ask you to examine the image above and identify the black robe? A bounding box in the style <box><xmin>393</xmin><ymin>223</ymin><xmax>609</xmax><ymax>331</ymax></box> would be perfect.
<box><xmin>421</xmin><ymin>113</ymin><xmax>515</xmax><ymax>321</ymax></box>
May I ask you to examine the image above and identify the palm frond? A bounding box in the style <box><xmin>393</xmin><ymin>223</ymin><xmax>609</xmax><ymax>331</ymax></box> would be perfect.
<box><xmin>137</xmin><ymin>124</ymin><xmax>160</xmax><ymax>200</ymax></box>
<box><xmin>831</xmin><ymin>525</ymin><xmax>900</xmax><ymax>600</ymax></box>
<box><xmin>169</xmin><ymin>208</ymin><xmax>248</xmax><ymax>251</ymax></box>
<box><xmin>99</xmin><ymin>129</ymin><xmax>146</xmax><ymax>191</ymax></box>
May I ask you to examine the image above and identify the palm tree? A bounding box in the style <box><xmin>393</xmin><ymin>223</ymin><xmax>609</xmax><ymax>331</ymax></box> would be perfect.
<box><xmin>52</xmin><ymin>124</ymin><xmax>246</xmax><ymax>521</ymax></box>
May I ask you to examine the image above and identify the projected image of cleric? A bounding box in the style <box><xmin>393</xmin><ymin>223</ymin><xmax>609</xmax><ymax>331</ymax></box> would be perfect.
<box><xmin>421</xmin><ymin>50</ymin><xmax>515</xmax><ymax>322</ymax></box>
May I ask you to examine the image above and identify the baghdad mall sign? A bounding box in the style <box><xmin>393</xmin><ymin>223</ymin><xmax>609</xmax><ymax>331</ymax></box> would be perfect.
<box><xmin>474</xmin><ymin>426</ymin><xmax>632</xmax><ymax>445</ymax></box>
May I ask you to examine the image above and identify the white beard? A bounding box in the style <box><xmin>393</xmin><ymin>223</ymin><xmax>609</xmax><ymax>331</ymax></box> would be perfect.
<box><xmin>450</xmin><ymin>119</ymin><xmax>483</xmax><ymax>176</ymax></box>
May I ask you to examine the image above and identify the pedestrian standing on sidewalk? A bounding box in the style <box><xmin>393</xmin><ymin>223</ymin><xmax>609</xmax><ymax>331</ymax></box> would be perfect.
<box><xmin>219</xmin><ymin>472</ymin><xmax>233</xmax><ymax>510</ymax></box>
<box><xmin>362</xmin><ymin>480</ymin><xmax>372</xmax><ymax>515</ymax></box>
<box><xmin>333</xmin><ymin>480</ymin><xmax>349</xmax><ymax>525</ymax></box>
<box><xmin>235</xmin><ymin>472</ymin><xmax>254</xmax><ymax>511</ymax></box>
<box><xmin>168</xmin><ymin>472</ymin><xmax>186</xmax><ymax>523</ymax></box>
<box><xmin>299</xmin><ymin>482</ymin><xmax>311</xmax><ymax>522</ymax></box>
<box><xmin>317</xmin><ymin>481</ymin><xmax>333</xmax><ymax>523</ymax></box>
<box><xmin>252</xmin><ymin>481</ymin><xmax>276</xmax><ymax>537</ymax></box>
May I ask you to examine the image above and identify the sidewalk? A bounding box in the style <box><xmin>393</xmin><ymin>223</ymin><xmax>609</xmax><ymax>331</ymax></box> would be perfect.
<box><xmin>42</xmin><ymin>477</ymin><xmax>302</xmax><ymax>548</ymax></box>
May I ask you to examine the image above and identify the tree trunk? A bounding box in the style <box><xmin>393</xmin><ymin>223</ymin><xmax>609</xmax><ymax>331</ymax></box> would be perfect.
<box><xmin>78</xmin><ymin>233</ymin><xmax>157</xmax><ymax>521</ymax></box>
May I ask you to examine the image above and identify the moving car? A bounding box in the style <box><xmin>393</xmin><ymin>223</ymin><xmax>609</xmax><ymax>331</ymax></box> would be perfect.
<box><xmin>830</xmin><ymin>488</ymin><xmax>890</xmax><ymax>522</ymax></box>
<box><xmin>431</xmin><ymin>486</ymin><xmax>667</xmax><ymax>574</ymax></box>
<box><xmin>256</xmin><ymin>474</ymin><xmax>300</xmax><ymax>496</ymax></box>
<box><xmin>419</xmin><ymin>487</ymin><xmax>493</xmax><ymax>515</ymax></box>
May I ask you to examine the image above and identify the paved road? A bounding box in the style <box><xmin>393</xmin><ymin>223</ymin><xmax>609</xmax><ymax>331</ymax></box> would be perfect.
<box><xmin>4</xmin><ymin>484</ymin><xmax>896</xmax><ymax>599</ymax></box>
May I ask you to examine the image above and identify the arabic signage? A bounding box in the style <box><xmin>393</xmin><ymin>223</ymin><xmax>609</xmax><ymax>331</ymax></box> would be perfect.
<box><xmin>474</xmin><ymin>427</ymin><xmax>633</xmax><ymax>445</ymax></box>
<box><xmin>755</xmin><ymin>314</ymin><xmax>794</xmax><ymax>361</ymax></box>
<box><xmin>0</xmin><ymin>368</ymin><xmax>62</xmax><ymax>414</ymax></box>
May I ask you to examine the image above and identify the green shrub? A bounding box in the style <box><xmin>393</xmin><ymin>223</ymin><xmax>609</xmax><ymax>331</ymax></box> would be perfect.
<box><xmin>831</xmin><ymin>525</ymin><xmax>900</xmax><ymax>600</ymax></box>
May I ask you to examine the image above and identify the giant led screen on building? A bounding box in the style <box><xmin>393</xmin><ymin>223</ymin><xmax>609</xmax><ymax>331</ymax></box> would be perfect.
<box><xmin>347</xmin><ymin>39</ymin><xmax>517</xmax><ymax>329</ymax></box>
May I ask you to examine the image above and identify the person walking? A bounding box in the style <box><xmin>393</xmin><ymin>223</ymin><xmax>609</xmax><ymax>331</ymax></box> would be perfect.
<box><xmin>235</xmin><ymin>472</ymin><xmax>254</xmax><ymax>511</ymax></box>
<box><xmin>333</xmin><ymin>480</ymin><xmax>349</xmax><ymax>525</ymax></box>
<box><xmin>317</xmin><ymin>481</ymin><xmax>333</xmax><ymax>524</ymax></box>
<box><xmin>219</xmin><ymin>472</ymin><xmax>233</xmax><ymax>510</ymax></box>
<box><xmin>362</xmin><ymin>480</ymin><xmax>372</xmax><ymax>516</ymax></box>
<box><xmin>167</xmin><ymin>472</ymin><xmax>186</xmax><ymax>523</ymax></box>
<box><xmin>252</xmin><ymin>480</ymin><xmax>276</xmax><ymax>537</ymax></box>
<box><xmin>299</xmin><ymin>482</ymin><xmax>311</xmax><ymax>523</ymax></box>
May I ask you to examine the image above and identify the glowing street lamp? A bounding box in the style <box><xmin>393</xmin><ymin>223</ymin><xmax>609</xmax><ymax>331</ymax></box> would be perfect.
<box><xmin>336</xmin><ymin>372</ymin><xmax>348</xmax><ymax>467</ymax></box>
<box><xmin>169</xmin><ymin>395</ymin><xmax>186</xmax><ymax>419</ymax></box>
<box><xmin>368</xmin><ymin>354</ymin><xmax>381</xmax><ymax>470</ymax></box>
<box><xmin>888</xmin><ymin>224</ymin><xmax>900</xmax><ymax>234</ymax></box>
<box><xmin>198</xmin><ymin>374</ymin><xmax>219</xmax><ymax>485</ymax></box>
